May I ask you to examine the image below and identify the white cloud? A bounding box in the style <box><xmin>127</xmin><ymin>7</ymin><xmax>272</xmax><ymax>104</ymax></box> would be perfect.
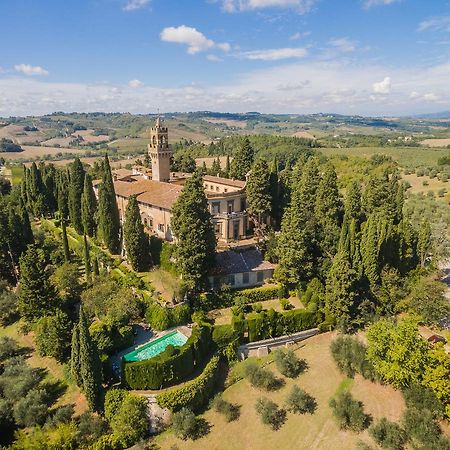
<box><xmin>289</xmin><ymin>31</ymin><xmax>310</xmax><ymax>41</ymax></box>
<box><xmin>423</xmin><ymin>93</ymin><xmax>440</xmax><ymax>102</ymax></box>
<box><xmin>14</xmin><ymin>64</ymin><xmax>49</xmax><ymax>76</ymax></box>
<box><xmin>328</xmin><ymin>37</ymin><xmax>356</xmax><ymax>53</ymax></box>
<box><xmin>238</xmin><ymin>47</ymin><xmax>308</xmax><ymax>60</ymax></box>
<box><xmin>207</xmin><ymin>54</ymin><xmax>223</xmax><ymax>62</ymax></box>
<box><xmin>160</xmin><ymin>25</ymin><xmax>230</xmax><ymax>55</ymax></box>
<box><xmin>219</xmin><ymin>0</ymin><xmax>317</xmax><ymax>13</ymax></box>
<box><xmin>128</xmin><ymin>79</ymin><xmax>143</xmax><ymax>88</ymax></box>
<box><xmin>418</xmin><ymin>15</ymin><xmax>450</xmax><ymax>33</ymax></box>
<box><xmin>123</xmin><ymin>0</ymin><xmax>150</xmax><ymax>12</ymax></box>
<box><xmin>363</xmin><ymin>0</ymin><xmax>401</xmax><ymax>8</ymax></box>
<box><xmin>372</xmin><ymin>76</ymin><xmax>391</xmax><ymax>94</ymax></box>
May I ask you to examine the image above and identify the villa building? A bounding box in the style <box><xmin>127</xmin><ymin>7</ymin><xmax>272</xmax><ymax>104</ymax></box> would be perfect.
<box><xmin>95</xmin><ymin>118</ymin><xmax>249</xmax><ymax>243</ymax></box>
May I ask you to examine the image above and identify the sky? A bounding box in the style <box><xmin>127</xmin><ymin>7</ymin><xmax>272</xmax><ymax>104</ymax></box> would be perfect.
<box><xmin>1</xmin><ymin>0</ymin><xmax>450</xmax><ymax>117</ymax></box>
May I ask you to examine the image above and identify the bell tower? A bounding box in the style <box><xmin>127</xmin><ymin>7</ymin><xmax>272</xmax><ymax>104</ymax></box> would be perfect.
<box><xmin>148</xmin><ymin>117</ymin><xmax>172</xmax><ymax>182</ymax></box>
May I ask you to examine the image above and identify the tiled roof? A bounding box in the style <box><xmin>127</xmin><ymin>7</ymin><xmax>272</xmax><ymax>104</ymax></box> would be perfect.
<box><xmin>113</xmin><ymin>179</ymin><xmax>154</xmax><ymax>198</ymax></box>
<box><xmin>203</xmin><ymin>175</ymin><xmax>246</xmax><ymax>189</ymax></box>
<box><xmin>136</xmin><ymin>182</ymin><xmax>183</xmax><ymax>210</ymax></box>
<box><xmin>210</xmin><ymin>248</ymin><xmax>276</xmax><ymax>276</ymax></box>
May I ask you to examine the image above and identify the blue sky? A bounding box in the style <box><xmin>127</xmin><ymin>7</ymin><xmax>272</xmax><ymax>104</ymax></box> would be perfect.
<box><xmin>1</xmin><ymin>0</ymin><xmax>450</xmax><ymax>116</ymax></box>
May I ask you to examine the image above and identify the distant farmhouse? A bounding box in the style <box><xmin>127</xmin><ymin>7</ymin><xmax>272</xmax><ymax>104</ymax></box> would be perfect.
<box><xmin>94</xmin><ymin>118</ymin><xmax>248</xmax><ymax>243</ymax></box>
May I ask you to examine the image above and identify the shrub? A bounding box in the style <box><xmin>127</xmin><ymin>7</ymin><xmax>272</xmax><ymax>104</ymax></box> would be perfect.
<box><xmin>244</xmin><ymin>361</ymin><xmax>282</xmax><ymax>391</ymax></box>
<box><xmin>285</xmin><ymin>385</ymin><xmax>317</xmax><ymax>414</ymax></box>
<box><xmin>279</xmin><ymin>298</ymin><xmax>290</xmax><ymax>310</ymax></box>
<box><xmin>252</xmin><ymin>302</ymin><xmax>263</xmax><ymax>313</ymax></box>
<box><xmin>145</xmin><ymin>302</ymin><xmax>191</xmax><ymax>331</ymax></box>
<box><xmin>172</xmin><ymin>408</ymin><xmax>199</xmax><ymax>440</ymax></box>
<box><xmin>369</xmin><ymin>418</ymin><xmax>406</xmax><ymax>450</ymax></box>
<box><xmin>0</xmin><ymin>290</ymin><xmax>18</xmax><ymax>325</ymax></box>
<box><xmin>0</xmin><ymin>337</ymin><xmax>23</xmax><ymax>361</ymax></box>
<box><xmin>403</xmin><ymin>384</ymin><xmax>444</xmax><ymax>419</ymax></box>
<box><xmin>212</xmin><ymin>325</ymin><xmax>240</xmax><ymax>349</ymax></box>
<box><xmin>210</xmin><ymin>394</ymin><xmax>240</xmax><ymax>422</ymax></box>
<box><xmin>255</xmin><ymin>397</ymin><xmax>286</xmax><ymax>430</ymax></box>
<box><xmin>104</xmin><ymin>389</ymin><xmax>129</xmax><ymax>423</ymax></box>
<box><xmin>402</xmin><ymin>407</ymin><xmax>442</xmax><ymax>448</ymax></box>
<box><xmin>13</xmin><ymin>388</ymin><xmax>49</xmax><ymax>427</ymax></box>
<box><xmin>156</xmin><ymin>356</ymin><xmax>220</xmax><ymax>412</ymax></box>
<box><xmin>329</xmin><ymin>391</ymin><xmax>369</xmax><ymax>432</ymax></box>
<box><xmin>273</xmin><ymin>348</ymin><xmax>306</xmax><ymax>378</ymax></box>
<box><xmin>234</xmin><ymin>285</ymin><xmax>281</xmax><ymax>303</ymax></box>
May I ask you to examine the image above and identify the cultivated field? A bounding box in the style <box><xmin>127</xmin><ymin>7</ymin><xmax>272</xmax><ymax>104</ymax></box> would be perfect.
<box><xmin>403</xmin><ymin>173</ymin><xmax>449</xmax><ymax>196</ymax></box>
<box><xmin>203</xmin><ymin>118</ymin><xmax>248</xmax><ymax>129</ymax></box>
<box><xmin>195</xmin><ymin>156</ymin><xmax>229</xmax><ymax>169</ymax></box>
<box><xmin>155</xmin><ymin>332</ymin><xmax>405</xmax><ymax>450</ymax></box>
<box><xmin>0</xmin><ymin>124</ymin><xmax>45</xmax><ymax>144</ymax></box>
<box><xmin>1</xmin><ymin>145</ymin><xmax>87</xmax><ymax>162</ymax></box>
<box><xmin>421</xmin><ymin>138</ymin><xmax>450</xmax><ymax>148</ymax></box>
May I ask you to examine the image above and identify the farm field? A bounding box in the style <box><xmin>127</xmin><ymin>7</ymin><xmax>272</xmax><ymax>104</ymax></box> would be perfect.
<box><xmin>320</xmin><ymin>146</ymin><xmax>448</xmax><ymax>168</ymax></box>
<box><xmin>155</xmin><ymin>332</ymin><xmax>405</xmax><ymax>450</ymax></box>
<box><xmin>1</xmin><ymin>145</ymin><xmax>87</xmax><ymax>162</ymax></box>
<box><xmin>403</xmin><ymin>173</ymin><xmax>449</xmax><ymax>196</ymax></box>
<box><xmin>421</xmin><ymin>138</ymin><xmax>450</xmax><ymax>148</ymax></box>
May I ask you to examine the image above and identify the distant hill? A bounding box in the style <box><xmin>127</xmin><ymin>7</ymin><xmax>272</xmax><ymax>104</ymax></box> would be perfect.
<box><xmin>414</xmin><ymin>111</ymin><xmax>450</xmax><ymax>119</ymax></box>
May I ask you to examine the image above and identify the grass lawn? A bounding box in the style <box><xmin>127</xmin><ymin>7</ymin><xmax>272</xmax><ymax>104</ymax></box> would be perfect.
<box><xmin>155</xmin><ymin>332</ymin><xmax>405</xmax><ymax>450</ymax></box>
<box><xmin>320</xmin><ymin>146</ymin><xmax>448</xmax><ymax>168</ymax></box>
<box><xmin>0</xmin><ymin>322</ymin><xmax>87</xmax><ymax>415</ymax></box>
<box><xmin>208</xmin><ymin>296</ymin><xmax>304</xmax><ymax>325</ymax></box>
<box><xmin>142</xmin><ymin>269</ymin><xmax>179</xmax><ymax>303</ymax></box>
<box><xmin>10</xmin><ymin>165</ymin><xmax>23</xmax><ymax>185</ymax></box>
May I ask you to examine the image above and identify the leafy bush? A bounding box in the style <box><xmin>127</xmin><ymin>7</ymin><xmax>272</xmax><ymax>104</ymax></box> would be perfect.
<box><xmin>402</xmin><ymin>407</ymin><xmax>442</xmax><ymax>449</ymax></box>
<box><xmin>0</xmin><ymin>337</ymin><xmax>23</xmax><ymax>361</ymax></box>
<box><xmin>284</xmin><ymin>385</ymin><xmax>316</xmax><ymax>414</ymax></box>
<box><xmin>369</xmin><ymin>418</ymin><xmax>406</xmax><ymax>450</ymax></box>
<box><xmin>156</xmin><ymin>356</ymin><xmax>220</xmax><ymax>412</ymax></box>
<box><xmin>279</xmin><ymin>298</ymin><xmax>290</xmax><ymax>310</ymax></box>
<box><xmin>123</xmin><ymin>326</ymin><xmax>212</xmax><ymax>390</ymax></box>
<box><xmin>252</xmin><ymin>302</ymin><xmax>263</xmax><ymax>313</ymax></box>
<box><xmin>403</xmin><ymin>384</ymin><xmax>444</xmax><ymax>419</ymax></box>
<box><xmin>255</xmin><ymin>397</ymin><xmax>286</xmax><ymax>430</ymax></box>
<box><xmin>145</xmin><ymin>302</ymin><xmax>191</xmax><ymax>331</ymax></box>
<box><xmin>172</xmin><ymin>408</ymin><xmax>203</xmax><ymax>440</ymax></box>
<box><xmin>329</xmin><ymin>391</ymin><xmax>370</xmax><ymax>432</ymax></box>
<box><xmin>210</xmin><ymin>394</ymin><xmax>240</xmax><ymax>422</ymax></box>
<box><xmin>0</xmin><ymin>290</ymin><xmax>18</xmax><ymax>325</ymax></box>
<box><xmin>244</xmin><ymin>361</ymin><xmax>282</xmax><ymax>391</ymax></box>
<box><xmin>212</xmin><ymin>325</ymin><xmax>241</xmax><ymax>349</ymax></box>
<box><xmin>13</xmin><ymin>389</ymin><xmax>49</xmax><ymax>427</ymax></box>
<box><xmin>273</xmin><ymin>348</ymin><xmax>306</xmax><ymax>378</ymax></box>
<box><xmin>104</xmin><ymin>389</ymin><xmax>129</xmax><ymax>423</ymax></box>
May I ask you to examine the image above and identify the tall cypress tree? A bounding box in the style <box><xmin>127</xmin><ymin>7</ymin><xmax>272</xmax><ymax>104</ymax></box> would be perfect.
<box><xmin>57</xmin><ymin>171</ymin><xmax>70</xmax><ymax>220</ymax></box>
<box><xmin>269</xmin><ymin>158</ymin><xmax>281</xmax><ymax>228</ymax></box>
<box><xmin>230</xmin><ymin>137</ymin><xmax>254</xmax><ymax>180</ymax></box>
<box><xmin>417</xmin><ymin>219</ymin><xmax>432</xmax><ymax>267</ymax></box>
<box><xmin>18</xmin><ymin>245</ymin><xmax>56</xmax><ymax>322</ymax></box>
<box><xmin>61</xmin><ymin>219</ymin><xmax>71</xmax><ymax>262</ymax></box>
<box><xmin>315</xmin><ymin>163</ymin><xmax>342</xmax><ymax>258</ymax></box>
<box><xmin>83</xmin><ymin>235</ymin><xmax>92</xmax><ymax>283</ymax></box>
<box><xmin>19</xmin><ymin>198</ymin><xmax>33</xmax><ymax>247</ymax></box>
<box><xmin>28</xmin><ymin>162</ymin><xmax>46</xmax><ymax>217</ymax></box>
<box><xmin>70</xmin><ymin>324</ymin><xmax>81</xmax><ymax>386</ymax></box>
<box><xmin>68</xmin><ymin>158</ymin><xmax>85</xmax><ymax>234</ymax></box>
<box><xmin>224</xmin><ymin>154</ymin><xmax>231</xmax><ymax>178</ymax></box>
<box><xmin>360</xmin><ymin>214</ymin><xmax>380</xmax><ymax>287</ymax></box>
<box><xmin>344</xmin><ymin>180</ymin><xmax>363</xmax><ymax>226</ymax></box>
<box><xmin>246</xmin><ymin>159</ymin><xmax>272</xmax><ymax>231</ymax></box>
<box><xmin>81</xmin><ymin>173</ymin><xmax>97</xmax><ymax>237</ymax></box>
<box><xmin>124</xmin><ymin>195</ymin><xmax>150</xmax><ymax>271</ymax></box>
<box><xmin>78</xmin><ymin>308</ymin><xmax>102</xmax><ymax>412</ymax></box>
<box><xmin>171</xmin><ymin>171</ymin><xmax>216</xmax><ymax>291</ymax></box>
<box><xmin>97</xmin><ymin>155</ymin><xmax>121</xmax><ymax>254</ymax></box>
<box><xmin>210</xmin><ymin>156</ymin><xmax>222</xmax><ymax>176</ymax></box>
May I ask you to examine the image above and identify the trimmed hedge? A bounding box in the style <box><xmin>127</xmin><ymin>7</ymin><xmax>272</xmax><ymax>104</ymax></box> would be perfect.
<box><xmin>122</xmin><ymin>326</ymin><xmax>212</xmax><ymax>390</ymax></box>
<box><xmin>212</xmin><ymin>324</ymin><xmax>242</xmax><ymax>349</ymax></box>
<box><xmin>235</xmin><ymin>285</ymin><xmax>281</xmax><ymax>303</ymax></box>
<box><xmin>156</xmin><ymin>355</ymin><xmax>220</xmax><ymax>412</ymax></box>
<box><xmin>145</xmin><ymin>302</ymin><xmax>191</xmax><ymax>331</ymax></box>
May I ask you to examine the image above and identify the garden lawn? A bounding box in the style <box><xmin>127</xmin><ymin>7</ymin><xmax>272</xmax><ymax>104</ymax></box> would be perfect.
<box><xmin>142</xmin><ymin>269</ymin><xmax>179</xmax><ymax>303</ymax></box>
<box><xmin>155</xmin><ymin>332</ymin><xmax>405</xmax><ymax>450</ymax></box>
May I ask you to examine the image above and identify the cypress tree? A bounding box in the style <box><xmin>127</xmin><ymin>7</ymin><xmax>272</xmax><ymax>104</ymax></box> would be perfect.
<box><xmin>19</xmin><ymin>198</ymin><xmax>33</xmax><ymax>247</ymax></box>
<box><xmin>201</xmin><ymin>161</ymin><xmax>207</xmax><ymax>175</ymax></box>
<box><xmin>97</xmin><ymin>155</ymin><xmax>121</xmax><ymax>254</ymax></box>
<box><xmin>28</xmin><ymin>162</ymin><xmax>46</xmax><ymax>217</ymax></box>
<box><xmin>344</xmin><ymin>180</ymin><xmax>363</xmax><ymax>226</ymax></box>
<box><xmin>224</xmin><ymin>154</ymin><xmax>231</xmax><ymax>178</ymax></box>
<box><xmin>57</xmin><ymin>171</ymin><xmax>69</xmax><ymax>220</ymax></box>
<box><xmin>81</xmin><ymin>173</ymin><xmax>97</xmax><ymax>237</ymax></box>
<box><xmin>210</xmin><ymin>156</ymin><xmax>221</xmax><ymax>176</ymax></box>
<box><xmin>269</xmin><ymin>158</ymin><xmax>281</xmax><ymax>228</ymax></box>
<box><xmin>7</xmin><ymin>205</ymin><xmax>25</xmax><ymax>261</ymax></box>
<box><xmin>83</xmin><ymin>235</ymin><xmax>92</xmax><ymax>283</ymax></box>
<box><xmin>171</xmin><ymin>171</ymin><xmax>216</xmax><ymax>291</ymax></box>
<box><xmin>42</xmin><ymin>164</ymin><xmax>57</xmax><ymax>216</ymax></box>
<box><xmin>417</xmin><ymin>219</ymin><xmax>432</xmax><ymax>267</ymax></box>
<box><xmin>123</xmin><ymin>195</ymin><xmax>150</xmax><ymax>271</ymax></box>
<box><xmin>78</xmin><ymin>308</ymin><xmax>102</xmax><ymax>412</ymax></box>
<box><xmin>360</xmin><ymin>214</ymin><xmax>380</xmax><ymax>287</ymax></box>
<box><xmin>18</xmin><ymin>245</ymin><xmax>56</xmax><ymax>322</ymax></box>
<box><xmin>61</xmin><ymin>219</ymin><xmax>71</xmax><ymax>262</ymax></box>
<box><xmin>246</xmin><ymin>159</ymin><xmax>272</xmax><ymax>231</ymax></box>
<box><xmin>68</xmin><ymin>158</ymin><xmax>85</xmax><ymax>234</ymax></box>
<box><xmin>21</xmin><ymin>165</ymin><xmax>29</xmax><ymax>207</ymax></box>
<box><xmin>398</xmin><ymin>219</ymin><xmax>418</xmax><ymax>273</ymax></box>
<box><xmin>315</xmin><ymin>163</ymin><xmax>342</xmax><ymax>258</ymax></box>
<box><xmin>230</xmin><ymin>137</ymin><xmax>254</xmax><ymax>180</ymax></box>
<box><xmin>92</xmin><ymin>256</ymin><xmax>99</xmax><ymax>277</ymax></box>
<box><xmin>70</xmin><ymin>323</ymin><xmax>81</xmax><ymax>386</ymax></box>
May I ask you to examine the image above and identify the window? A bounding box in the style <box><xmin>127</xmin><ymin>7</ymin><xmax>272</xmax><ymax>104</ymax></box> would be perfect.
<box><xmin>149</xmin><ymin>218</ymin><xmax>153</xmax><ymax>228</ymax></box>
<box><xmin>257</xmin><ymin>271</ymin><xmax>264</xmax><ymax>282</ymax></box>
<box><xmin>228</xmin><ymin>274</ymin><xmax>235</xmax><ymax>286</ymax></box>
<box><xmin>227</xmin><ymin>200</ymin><xmax>234</xmax><ymax>214</ymax></box>
<box><xmin>214</xmin><ymin>223</ymin><xmax>222</xmax><ymax>235</ymax></box>
<box><xmin>224</xmin><ymin>188</ymin><xmax>228</xmax><ymax>193</ymax></box>
<box><xmin>158</xmin><ymin>224</ymin><xmax>164</xmax><ymax>232</ymax></box>
<box><xmin>243</xmin><ymin>272</ymin><xmax>249</xmax><ymax>284</ymax></box>
<box><xmin>212</xmin><ymin>202</ymin><xmax>221</xmax><ymax>214</ymax></box>
<box><xmin>216</xmin><ymin>186</ymin><xmax>219</xmax><ymax>192</ymax></box>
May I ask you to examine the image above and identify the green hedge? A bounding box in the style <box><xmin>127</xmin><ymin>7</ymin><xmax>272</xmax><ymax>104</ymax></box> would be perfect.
<box><xmin>212</xmin><ymin>324</ymin><xmax>241</xmax><ymax>349</ymax></box>
<box><xmin>122</xmin><ymin>326</ymin><xmax>212</xmax><ymax>390</ymax></box>
<box><xmin>145</xmin><ymin>302</ymin><xmax>191</xmax><ymax>331</ymax></box>
<box><xmin>156</xmin><ymin>355</ymin><xmax>220</xmax><ymax>412</ymax></box>
<box><xmin>235</xmin><ymin>285</ymin><xmax>281</xmax><ymax>302</ymax></box>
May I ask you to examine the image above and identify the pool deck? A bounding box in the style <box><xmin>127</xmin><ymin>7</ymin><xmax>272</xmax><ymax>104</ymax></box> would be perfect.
<box><xmin>109</xmin><ymin>325</ymin><xmax>192</xmax><ymax>375</ymax></box>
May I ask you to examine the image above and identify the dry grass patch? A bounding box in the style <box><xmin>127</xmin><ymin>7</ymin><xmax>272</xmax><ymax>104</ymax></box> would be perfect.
<box><xmin>403</xmin><ymin>173</ymin><xmax>448</xmax><ymax>196</ymax></box>
<box><xmin>421</xmin><ymin>138</ymin><xmax>450</xmax><ymax>148</ymax></box>
<box><xmin>155</xmin><ymin>332</ymin><xmax>406</xmax><ymax>450</ymax></box>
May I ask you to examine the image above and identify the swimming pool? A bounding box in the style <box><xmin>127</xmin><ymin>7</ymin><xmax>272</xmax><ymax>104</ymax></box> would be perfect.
<box><xmin>123</xmin><ymin>330</ymin><xmax>188</xmax><ymax>363</ymax></box>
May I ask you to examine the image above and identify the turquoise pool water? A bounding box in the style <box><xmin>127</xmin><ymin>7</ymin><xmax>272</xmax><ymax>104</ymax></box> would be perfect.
<box><xmin>123</xmin><ymin>330</ymin><xmax>188</xmax><ymax>362</ymax></box>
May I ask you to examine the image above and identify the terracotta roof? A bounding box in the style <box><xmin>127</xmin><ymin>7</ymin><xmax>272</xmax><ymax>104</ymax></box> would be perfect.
<box><xmin>112</xmin><ymin>168</ymin><xmax>134</xmax><ymax>180</ymax></box>
<box><xmin>136</xmin><ymin>182</ymin><xmax>183</xmax><ymax>210</ymax></box>
<box><xmin>113</xmin><ymin>179</ymin><xmax>154</xmax><ymax>198</ymax></box>
<box><xmin>203</xmin><ymin>175</ymin><xmax>246</xmax><ymax>189</ymax></box>
<box><xmin>210</xmin><ymin>248</ymin><xmax>276</xmax><ymax>276</ymax></box>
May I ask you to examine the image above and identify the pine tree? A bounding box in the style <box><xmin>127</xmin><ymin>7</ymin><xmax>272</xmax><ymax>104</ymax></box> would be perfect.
<box><xmin>81</xmin><ymin>174</ymin><xmax>97</xmax><ymax>237</ymax></box>
<box><xmin>315</xmin><ymin>163</ymin><xmax>342</xmax><ymax>258</ymax></box>
<box><xmin>246</xmin><ymin>159</ymin><xmax>272</xmax><ymax>231</ymax></box>
<box><xmin>78</xmin><ymin>308</ymin><xmax>102</xmax><ymax>412</ymax></box>
<box><xmin>171</xmin><ymin>171</ymin><xmax>216</xmax><ymax>291</ymax></box>
<box><xmin>124</xmin><ymin>195</ymin><xmax>150</xmax><ymax>271</ymax></box>
<box><xmin>417</xmin><ymin>219</ymin><xmax>432</xmax><ymax>267</ymax></box>
<box><xmin>18</xmin><ymin>245</ymin><xmax>56</xmax><ymax>322</ymax></box>
<box><xmin>70</xmin><ymin>323</ymin><xmax>81</xmax><ymax>386</ymax></box>
<box><xmin>230</xmin><ymin>137</ymin><xmax>254</xmax><ymax>180</ymax></box>
<box><xmin>83</xmin><ymin>235</ymin><xmax>92</xmax><ymax>283</ymax></box>
<box><xmin>97</xmin><ymin>155</ymin><xmax>121</xmax><ymax>254</ymax></box>
<box><xmin>325</xmin><ymin>249</ymin><xmax>358</xmax><ymax>332</ymax></box>
<box><xmin>61</xmin><ymin>219</ymin><xmax>71</xmax><ymax>262</ymax></box>
<box><xmin>68</xmin><ymin>158</ymin><xmax>85</xmax><ymax>234</ymax></box>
